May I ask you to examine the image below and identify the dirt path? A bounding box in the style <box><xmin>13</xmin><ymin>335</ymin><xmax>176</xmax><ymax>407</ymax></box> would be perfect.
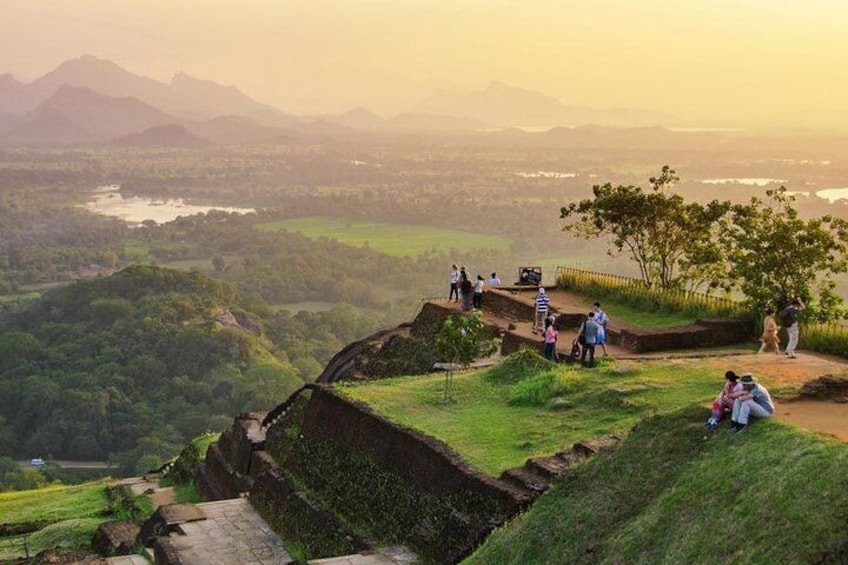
<box><xmin>438</xmin><ymin>290</ymin><xmax>848</xmax><ymax>442</ymax></box>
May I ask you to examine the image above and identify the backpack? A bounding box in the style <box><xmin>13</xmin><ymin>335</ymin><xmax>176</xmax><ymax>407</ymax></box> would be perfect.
<box><xmin>780</xmin><ymin>308</ymin><xmax>794</xmax><ymax>328</ymax></box>
<box><xmin>569</xmin><ymin>341</ymin><xmax>581</xmax><ymax>362</ymax></box>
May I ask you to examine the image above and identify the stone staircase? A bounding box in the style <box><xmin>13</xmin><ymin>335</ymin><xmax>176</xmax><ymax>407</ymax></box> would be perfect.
<box><xmin>499</xmin><ymin>436</ymin><xmax>620</xmax><ymax>500</ymax></box>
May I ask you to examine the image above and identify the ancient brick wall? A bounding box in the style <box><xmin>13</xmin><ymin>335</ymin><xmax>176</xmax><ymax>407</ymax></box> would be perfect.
<box><xmin>482</xmin><ymin>289</ymin><xmax>537</xmax><ymax>320</ymax></box>
<box><xmin>253</xmin><ymin>385</ymin><xmax>528</xmax><ymax>563</ymax></box>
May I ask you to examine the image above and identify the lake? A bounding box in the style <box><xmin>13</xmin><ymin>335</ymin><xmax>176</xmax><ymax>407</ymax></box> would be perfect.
<box><xmin>816</xmin><ymin>188</ymin><xmax>848</xmax><ymax>203</ymax></box>
<box><xmin>82</xmin><ymin>185</ymin><xmax>255</xmax><ymax>226</ymax></box>
<box><xmin>701</xmin><ymin>178</ymin><xmax>786</xmax><ymax>186</ymax></box>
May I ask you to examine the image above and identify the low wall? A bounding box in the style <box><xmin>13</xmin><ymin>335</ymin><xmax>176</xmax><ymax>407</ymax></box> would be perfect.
<box><xmin>258</xmin><ymin>385</ymin><xmax>528</xmax><ymax>563</ymax></box>
<box><xmin>609</xmin><ymin>318</ymin><xmax>753</xmax><ymax>353</ymax></box>
<box><xmin>481</xmin><ymin>289</ymin><xmax>538</xmax><ymax>321</ymax></box>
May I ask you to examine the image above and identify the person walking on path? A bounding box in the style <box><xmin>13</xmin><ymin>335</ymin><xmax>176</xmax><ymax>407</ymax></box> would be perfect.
<box><xmin>449</xmin><ymin>264</ymin><xmax>460</xmax><ymax>302</ymax></box>
<box><xmin>473</xmin><ymin>275</ymin><xmax>485</xmax><ymax>309</ymax></box>
<box><xmin>593</xmin><ymin>302</ymin><xmax>609</xmax><ymax>357</ymax></box>
<box><xmin>783</xmin><ymin>298</ymin><xmax>804</xmax><ymax>358</ymax></box>
<box><xmin>758</xmin><ymin>308</ymin><xmax>781</xmax><ymax>355</ymax></box>
<box><xmin>488</xmin><ymin>272</ymin><xmax>501</xmax><ymax>287</ymax></box>
<box><xmin>729</xmin><ymin>373</ymin><xmax>774</xmax><ymax>434</ymax></box>
<box><xmin>533</xmin><ymin>287</ymin><xmax>551</xmax><ymax>333</ymax></box>
<box><xmin>543</xmin><ymin>317</ymin><xmax>558</xmax><ymax>362</ymax></box>
<box><xmin>577</xmin><ymin>312</ymin><xmax>600</xmax><ymax>368</ymax></box>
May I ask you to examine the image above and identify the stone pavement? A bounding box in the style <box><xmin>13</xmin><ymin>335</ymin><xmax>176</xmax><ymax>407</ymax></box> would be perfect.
<box><xmin>104</xmin><ymin>555</ymin><xmax>153</xmax><ymax>564</ymax></box>
<box><xmin>159</xmin><ymin>498</ymin><xmax>290</xmax><ymax>565</ymax></box>
<box><xmin>310</xmin><ymin>546</ymin><xmax>418</xmax><ymax>564</ymax></box>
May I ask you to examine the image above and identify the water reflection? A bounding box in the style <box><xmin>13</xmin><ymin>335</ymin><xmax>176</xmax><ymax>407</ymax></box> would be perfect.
<box><xmin>82</xmin><ymin>185</ymin><xmax>254</xmax><ymax>226</ymax></box>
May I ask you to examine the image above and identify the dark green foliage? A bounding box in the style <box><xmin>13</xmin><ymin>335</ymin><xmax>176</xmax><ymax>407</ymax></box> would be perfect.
<box><xmin>726</xmin><ymin>187</ymin><xmax>848</xmax><ymax>321</ymax></box>
<box><xmin>0</xmin><ymin>266</ymin><xmax>304</xmax><ymax>474</ymax></box>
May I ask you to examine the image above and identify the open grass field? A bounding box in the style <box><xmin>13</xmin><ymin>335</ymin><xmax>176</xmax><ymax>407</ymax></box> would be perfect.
<box><xmin>341</xmin><ymin>352</ymin><xmax>725</xmax><ymax>476</ymax></box>
<box><xmin>255</xmin><ymin>217</ymin><xmax>512</xmax><ymax>257</ymax></box>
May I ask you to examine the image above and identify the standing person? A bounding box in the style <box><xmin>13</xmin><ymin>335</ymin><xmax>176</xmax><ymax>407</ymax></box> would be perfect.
<box><xmin>533</xmin><ymin>287</ymin><xmax>551</xmax><ymax>333</ymax></box>
<box><xmin>449</xmin><ymin>264</ymin><xmax>459</xmax><ymax>302</ymax></box>
<box><xmin>473</xmin><ymin>275</ymin><xmax>485</xmax><ymax>309</ymax></box>
<box><xmin>543</xmin><ymin>317</ymin><xmax>558</xmax><ymax>362</ymax></box>
<box><xmin>593</xmin><ymin>302</ymin><xmax>609</xmax><ymax>357</ymax></box>
<box><xmin>460</xmin><ymin>276</ymin><xmax>474</xmax><ymax>312</ymax></box>
<box><xmin>783</xmin><ymin>298</ymin><xmax>804</xmax><ymax>359</ymax></box>
<box><xmin>577</xmin><ymin>312</ymin><xmax>600</xmax><ymax>368</ymax></box>
<box><xmin>757</xmin><ymin>308</ymin><xmax>781</xmax><ymax>355</ymax></box>
<box><xmin>488</xmin><ymin>272</ymin><xmax>501</xmax><ymax>287</ymax></box>
<box><xmin>459</xmin><ymin>266</ymin><xmax>469</xmax><ymax>284</ymax></box>
<box><xmin>706</xmin><ymin>371</ymin><xmax>744</xmax><ymax>428</ymax></box>
<box><xmin>729</xmin><ymin>373</ymin><xmax>775</xmax><ymax>434</ymax></box>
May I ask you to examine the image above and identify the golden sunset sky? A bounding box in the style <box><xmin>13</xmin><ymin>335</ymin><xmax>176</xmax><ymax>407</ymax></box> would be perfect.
<box><xmin>3</xmin><ymin>0</ymin><xmax>847</xmax><ymax>124</ymax></box>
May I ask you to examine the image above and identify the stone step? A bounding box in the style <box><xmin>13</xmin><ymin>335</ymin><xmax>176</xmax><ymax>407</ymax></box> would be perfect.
<box><xmin>525</xmin><ymin>455</ymin><xmax>575</xmax><ymax>479</ymax></box>
<box><xmin>499</xmin><ymin>467</ymin><xmax>550</xmax><ymax>495</ymax></box>
<box><xmin>572</xmin><ymin>435</ymin><xmax>620</xmax><ymax>457</ymax></box>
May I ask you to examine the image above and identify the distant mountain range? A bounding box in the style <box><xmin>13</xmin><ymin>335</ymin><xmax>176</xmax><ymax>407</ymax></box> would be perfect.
<box><xmin>408</xmin><ymin>81</ymin><xmax>678</xmax><ymax>128</ymax></box>
<box><xmin>0</xmin><ymin>55</ymin><xmax>710</xmax><ymax>146</ymax></box>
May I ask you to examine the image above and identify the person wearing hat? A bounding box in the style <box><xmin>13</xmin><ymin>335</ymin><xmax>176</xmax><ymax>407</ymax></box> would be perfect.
<box><xmin>729</xmin><ymin>373</ymin><xmax>774</xmax><ymax>434</ymax></box>
<box><xmin>533</xmin><ymin>287</ymin><xmax>550</xmax><ymax>333</ymax></box>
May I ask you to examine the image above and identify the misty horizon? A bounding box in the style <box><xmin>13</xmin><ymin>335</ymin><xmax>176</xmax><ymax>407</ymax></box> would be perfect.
<box><xmin>3</xmin><ymin>1</ymin><xmax>848</xmax><ymax>131</ymax></box>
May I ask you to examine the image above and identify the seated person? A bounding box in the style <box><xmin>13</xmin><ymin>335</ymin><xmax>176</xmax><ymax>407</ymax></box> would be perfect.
<box><xmin>706</xmin><ymin>371</ymin><xmax>743</xmax><ymax>428</ymax></box>
<box><xmin>729</xmin><ymin>373</ymin><xmax>774</xmax><ymax>434</ymax></box>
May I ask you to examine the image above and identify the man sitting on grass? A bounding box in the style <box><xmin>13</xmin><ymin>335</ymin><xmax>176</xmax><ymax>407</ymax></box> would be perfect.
<box><xmin>729</xmin><ymin>373</ymin><xmax>774</xmax><ymax>434</ymax></box>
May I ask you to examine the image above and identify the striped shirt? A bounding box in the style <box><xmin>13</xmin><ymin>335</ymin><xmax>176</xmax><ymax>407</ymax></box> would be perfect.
<box><xmin>536</xmin><ymin>293</ymin><xmax>550</xmax><ymax>313</ymax></box>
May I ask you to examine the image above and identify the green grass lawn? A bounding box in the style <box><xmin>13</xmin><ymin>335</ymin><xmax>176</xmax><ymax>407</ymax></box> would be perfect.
<box><xmin>577</xmin><ymin>296</ymin><xmax>696</xmax><ymax>327</ymax></box>
<box><xmin>0</xmin><ymin>481</ymin><xmax>111</xmax><ymax>561</ymax></box>
<box><xmin>466</xmin><ymin>406</ymin><xmax>848</xmax><ymax>564</ymax></box>
<box><xmin>255</xmin><ymin>217</ymin><xmax>512</xmax><ymax>257</ymax></box>
<box><xmin>341</xmin><ymin>352</ymin><xmax>722</xmax><ymax>476</ymax></box>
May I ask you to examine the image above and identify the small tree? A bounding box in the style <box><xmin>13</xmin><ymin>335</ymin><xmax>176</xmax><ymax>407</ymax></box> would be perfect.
<box><xmin>725</xmin><ymin>187</ymin><xmax>848</xmax><ymax>321</ymax></box>
<box><xmin>560</xmin><ymin>166</ymin><xmax>730</xmax><ymax>290</ymax></box>
<box><xmin>435</xmin><ymin>312</ymin><xmax>497</xmax><ymax>402</ymax></box>
<box><xmin>212</xmin><ymin>256</ymin><xmax>226</xmax><ymax>272</ymax></box>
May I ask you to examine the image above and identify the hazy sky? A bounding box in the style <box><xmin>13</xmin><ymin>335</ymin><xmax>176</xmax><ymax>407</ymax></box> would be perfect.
<box><xmin>3</xmin><ymin>0</ymin><xmax>848</xmax><ymax>122</ymax></box>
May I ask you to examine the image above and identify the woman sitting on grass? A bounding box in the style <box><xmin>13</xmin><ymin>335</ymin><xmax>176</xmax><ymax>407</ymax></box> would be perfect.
<box><xmin>706</xmin><ymin>371</ymin><xmax>744</xmax><ymax>428</ymax></box>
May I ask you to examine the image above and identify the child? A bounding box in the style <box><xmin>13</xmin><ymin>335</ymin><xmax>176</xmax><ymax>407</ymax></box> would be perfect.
<box><xmin>543</xmin><ymin>317</ymin><xmax>558</xmax><ymax>362</ymax></box>
<box><xmin>706</xmin><ymin>371</ymin><xmax>744</xmax><ymax>428</ymax></box>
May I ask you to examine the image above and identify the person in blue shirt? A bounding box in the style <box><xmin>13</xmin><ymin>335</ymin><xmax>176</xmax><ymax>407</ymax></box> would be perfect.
<box><xmin>593</xmin><ymin>302</ymin><xmax>609</xmax><ymax>357</ymax></box>
<box><xmin>729</xmin><ymin>373</ymin><xmax>774</xmax><ymax>434</ymax></box>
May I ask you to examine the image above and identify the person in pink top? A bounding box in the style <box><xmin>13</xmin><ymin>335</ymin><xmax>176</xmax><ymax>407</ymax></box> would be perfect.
<box><xmin>543</xmin><ymin>317</ymin><xmax>558</xmax><ymax>361</ymax></box>
<box><xmin>706</xmin><ymin>371</ymin><xmax>744</xmax><ymax>428</ymax></box>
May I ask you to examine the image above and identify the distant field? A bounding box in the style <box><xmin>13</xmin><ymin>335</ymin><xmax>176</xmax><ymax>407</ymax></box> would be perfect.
<box><xmin>255</xmin><ymin>217</ymin><xmax>512</xmax><ymax>257</ymax></box>
<box><xmin>272</xmin><ymin>301</ymin><xmax>339</xmax><ymax>313</ymax></box>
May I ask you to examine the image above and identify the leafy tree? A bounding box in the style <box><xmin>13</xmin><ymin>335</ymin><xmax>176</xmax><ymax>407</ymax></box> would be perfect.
<box><xmin>560</xmin><ymin>166</ymin><xmax>730</xmax><ymax>290</ymax></box>
<box><xmin>435</xmin><ymin>312</ymin><xmax>497</xmax><ymax>401</ymax></box>
<box><xmin>725</xmin><ymin>188</ymin><xmax>848</xmax><ymax>321</ymax></box>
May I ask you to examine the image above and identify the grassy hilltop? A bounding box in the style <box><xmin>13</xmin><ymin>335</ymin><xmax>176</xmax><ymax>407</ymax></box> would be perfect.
<box><xmin>343</xmin><ymin>352</ymin><xmax>848</xmax><ymax>563</ymax></box>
